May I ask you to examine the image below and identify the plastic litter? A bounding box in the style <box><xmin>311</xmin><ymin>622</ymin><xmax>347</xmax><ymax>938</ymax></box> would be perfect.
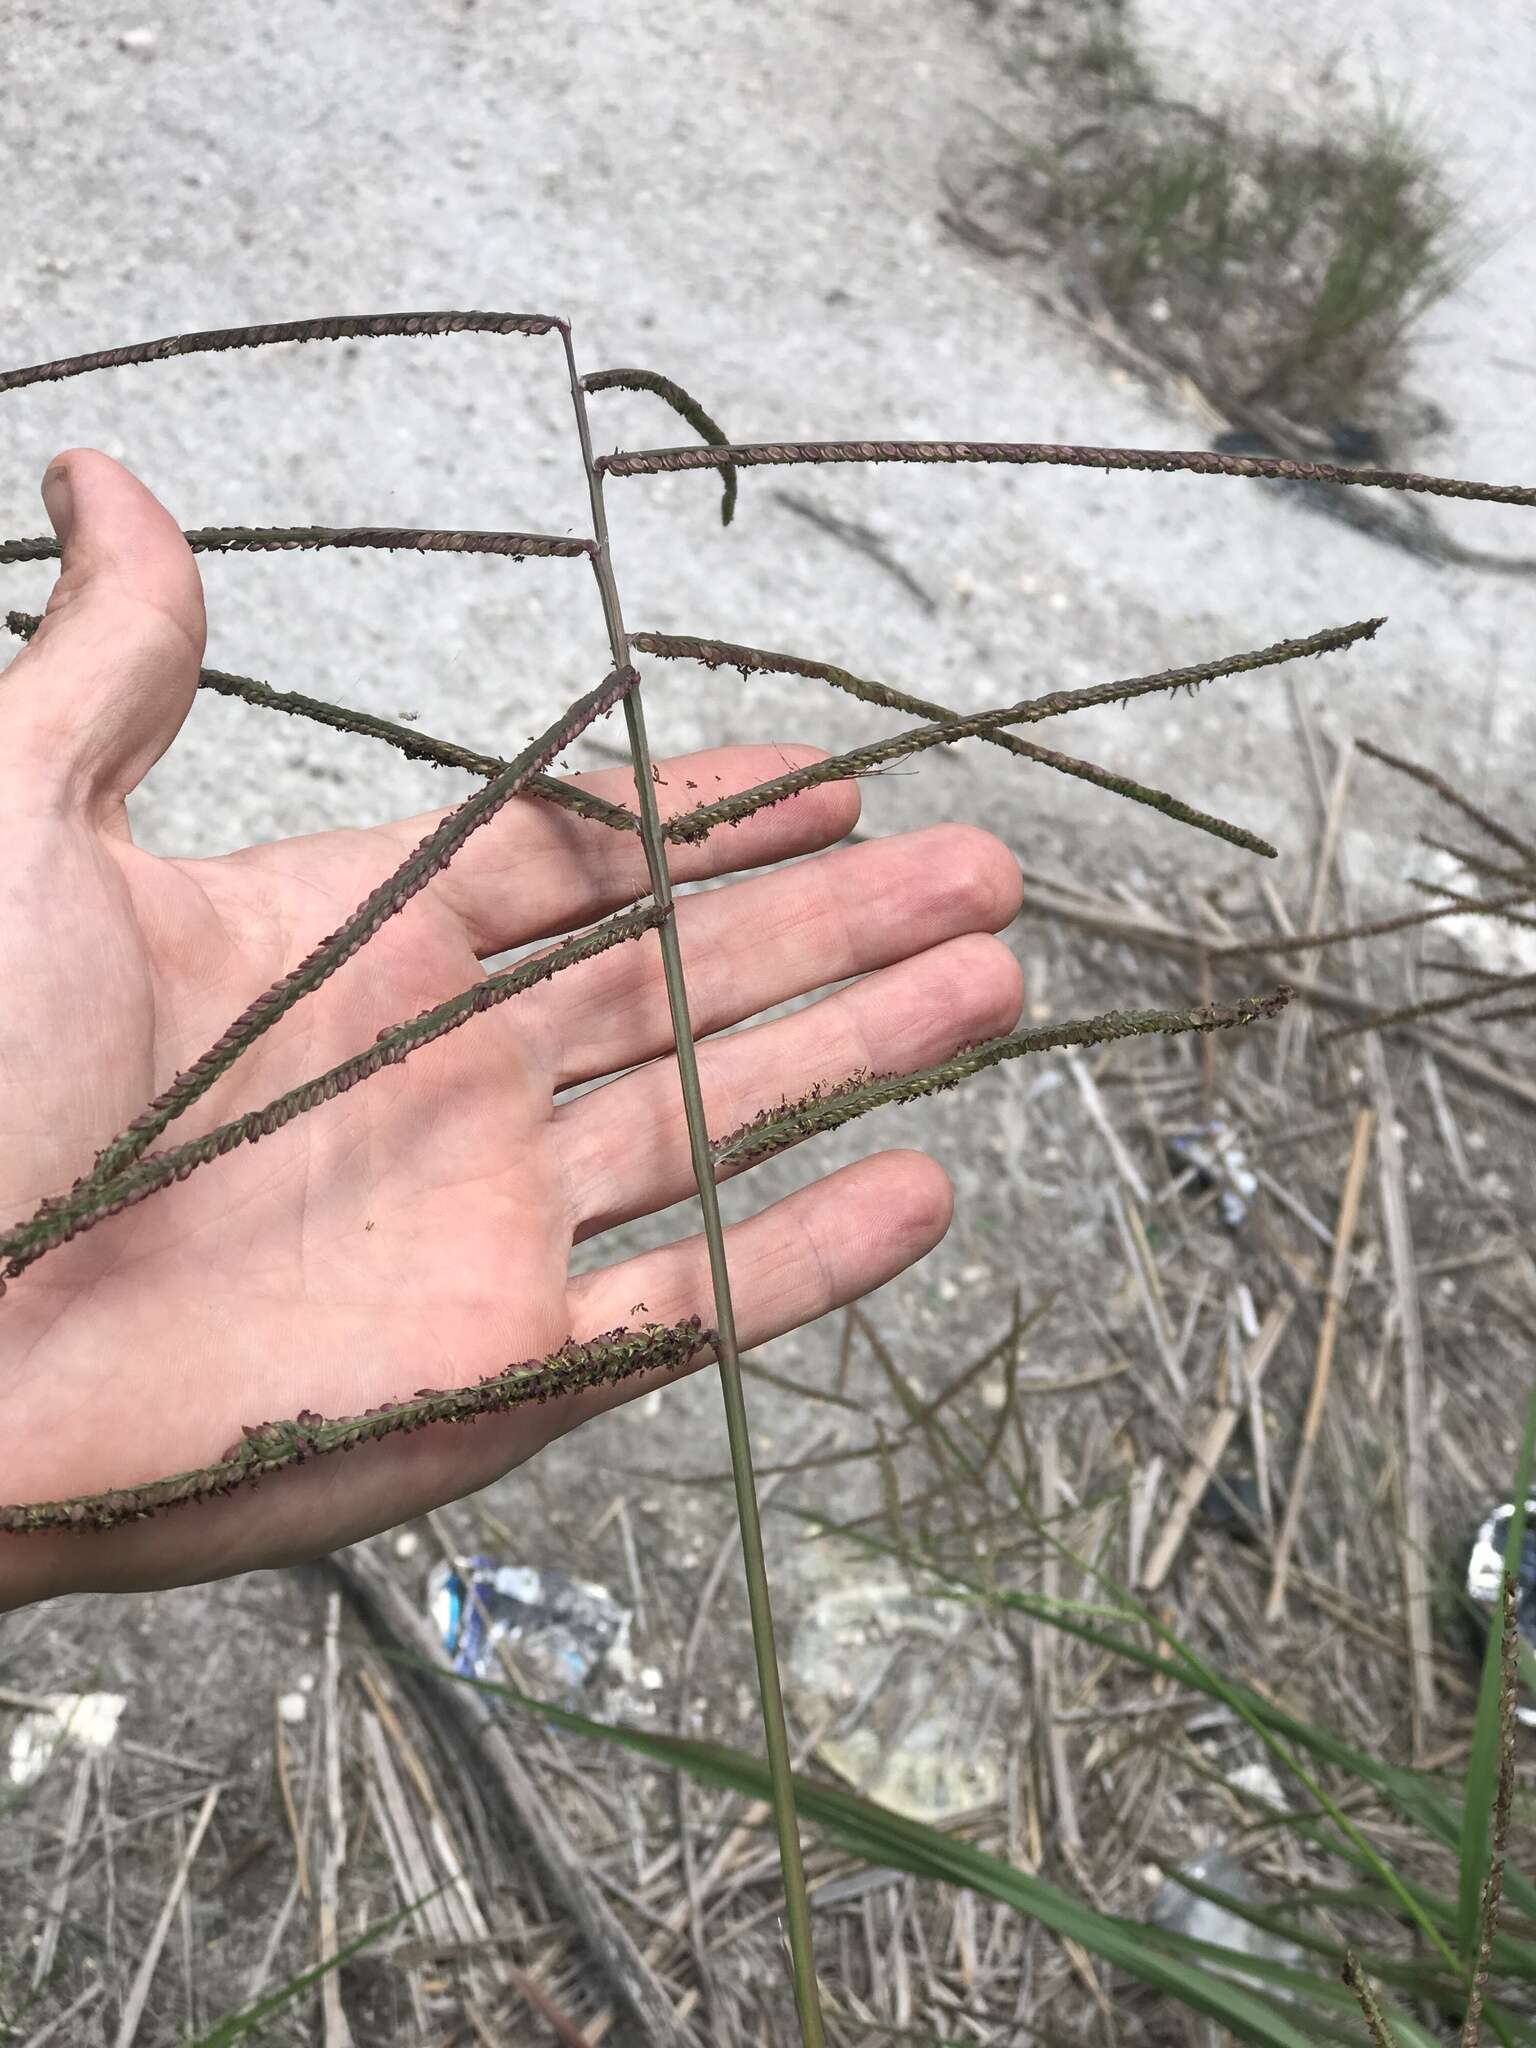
<box><xmin>1166</xmin><ymin>1119</ymin><xmax>1257</xmax><ymax>1229</ymax></box>
<box><xmin>1150</xmin><ymin>1847</ymin><xmax>1303</xmax><ymax>1986</ymax></box>
<box><xmin>785</xmin><ymin>1573</ymin><xmax>1020</xmax><ymax>1823</ymax></box>
<box><xmin>1463</xmin><ymin>1498</ymin><xmax>1536</xmax><ymax>1728</ymax></box>
<box><xmin>427</xmin><ymin>1556</ymin><xmax>633</xmax><ymax>1700</ymax></box>
<box><xmin>7</xmin><ymin>1692</ymin><xmax>126</xmax><ymax>1789</ymax></box>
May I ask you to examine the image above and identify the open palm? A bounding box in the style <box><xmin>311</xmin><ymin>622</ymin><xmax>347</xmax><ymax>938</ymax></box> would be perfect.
<box><xmin>0</xmin><ymin>452</ymin><xmax>1023</xmax><ymax>1609</ymax></box>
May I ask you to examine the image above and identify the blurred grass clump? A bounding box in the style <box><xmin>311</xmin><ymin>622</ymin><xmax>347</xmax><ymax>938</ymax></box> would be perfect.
<box><xmin>947</xmin><ymin>0</ymin><xmax>1484</xmax><ymax>443</ymax></box>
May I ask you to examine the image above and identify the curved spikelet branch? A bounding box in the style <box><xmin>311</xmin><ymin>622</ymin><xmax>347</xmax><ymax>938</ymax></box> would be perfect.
<box><xmin>582</xmin><ymin>366</ymin><xmax>739</xmax><ymax>525</ymax></box>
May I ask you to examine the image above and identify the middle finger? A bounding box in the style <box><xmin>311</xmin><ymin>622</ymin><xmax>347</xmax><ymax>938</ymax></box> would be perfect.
<box><xmin>524</xmin><ymin>822</ymin><xmax>1023</xmax><ymax>1092</ymax></box>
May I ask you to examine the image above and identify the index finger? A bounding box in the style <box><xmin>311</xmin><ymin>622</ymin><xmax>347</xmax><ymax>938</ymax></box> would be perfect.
<box><xmin>361</xmin><ymin>741</ymin><xmax>863</xmax><ymax>957</ymax></box>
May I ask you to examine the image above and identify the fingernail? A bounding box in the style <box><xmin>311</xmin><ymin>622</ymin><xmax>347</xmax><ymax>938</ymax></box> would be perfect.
<box><xmin>41</xmin><ymin>466</ymin><xmax>73</xmax><ymax>548</ymax></box>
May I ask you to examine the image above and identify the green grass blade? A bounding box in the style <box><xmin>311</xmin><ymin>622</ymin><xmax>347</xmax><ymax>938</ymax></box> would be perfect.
<box><xmin>188</xmin><ymin>1883</ymin><xmax>448</xmax><ymax>2046</ymax></box>
<box><xmin>400</xmin><ymin>1656</ymin><xmax>1419</xmax><ymax>2048</ymax></box>
<box><xmin>1458</xmin><ymin>1374</ymin><xmax>1536</xmax><ymax>1964</ymax></box>
<box><xmin>786</xmin><ymin>1509</ymin><xmax>1536</xmax><ymax>1936</ymax></box>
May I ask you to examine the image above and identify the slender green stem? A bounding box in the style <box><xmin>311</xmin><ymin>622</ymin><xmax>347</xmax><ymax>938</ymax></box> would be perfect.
<box><xmin>561</xmin><ymin>328</ymin><xmax>825</xmax><ymax>2048</ymax></box>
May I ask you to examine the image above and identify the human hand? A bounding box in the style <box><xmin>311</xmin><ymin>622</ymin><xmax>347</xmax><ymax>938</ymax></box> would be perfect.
<box><xmin>0</xmin><ymin>451</ymin><xmax>1023</xmax><ymax>1609</ymax></box>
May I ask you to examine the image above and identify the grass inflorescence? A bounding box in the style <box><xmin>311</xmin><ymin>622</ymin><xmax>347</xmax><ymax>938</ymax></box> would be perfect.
<box><xmin>2</xmin><ymin>307</ymin><xmax>1533</xmax><ymax>2048</ymax></box>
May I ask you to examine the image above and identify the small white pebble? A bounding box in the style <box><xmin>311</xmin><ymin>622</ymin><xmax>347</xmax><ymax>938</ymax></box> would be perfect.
<box><xmin>298</xmin><ymin>1673</ymin><xmax>316</xmax><ymax>1693</ymax></box>
<box><xmin>640</xmin><ymin>1666</ymin><xmax>664</xmax><ymax>1691</ymax></box>
<box><xmin>640</xmin><ymin>1389</ymin><xmax>664</xmax><ymax>1418</ymax></box>
<box><xmin>117</xmin><ymin>25</ymin><xmax>158</xmax><ymax>51</ymax></box>
<box><xmin>1047</xmin><ymin>590</ymin><xmax>1070</xmax><ymax>612</ymax></box>
<box><xmin>394</xmin><ymin>1531</ymin><xmax>420</xmax><ymax>1560</ymax></box>
<box><xmin>959</xmin><ymin>1262</ymin><xmax>988</xmax><ymax>1284</ymax></box>
<box><xmin>278</xmin><ymin>1692</ymin><xmax>308</xmax><ymax>1726</ymax></box>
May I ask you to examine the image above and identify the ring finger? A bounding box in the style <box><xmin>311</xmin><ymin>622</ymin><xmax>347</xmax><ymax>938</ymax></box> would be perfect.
<box><xmin>556</xmin><ymin>930</ymin><xmax>1024</xmax><ymax>1239</ymax></box>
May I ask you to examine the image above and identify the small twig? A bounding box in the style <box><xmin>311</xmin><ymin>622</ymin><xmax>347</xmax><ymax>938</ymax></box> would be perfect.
<box><xmin>1141</xmin><ymin>1301</ymin><xmax>1292</xmax><ymax>1592</ymax></box>
<box><xmin>1067</xmin><ymin>1049</ymin><xmax>1152</xmax><ymax>1205</ymax></box>
<box><xmin>1107</xmin><ymin>1185</ymin><xmax>1184</xmax><ymax>1400</ymax></box>
<box><xmin>110</xmin><ymin>1782</ymin><xmax>222</xmax><ymax>2048</ymax></box>
<box><xmin>1321</xmin><ymin>967</ymin><xmax>1536</xmax><ymax>1046</ymax></box>
<box><xmin>1214</xmin><ymin>884</ymin><xmax>1536</xmax><ymax>957</ymax></box>
<box><xmin>1408</xmin><ymin>875</ymin><xmax>1536</xmax><ymax>933</ymax></box>
<box><xmin>30</xmin><ymin>1755</ymin><xmax>91</xmax><ymax>1990</ymax></box>
<box><xmin>501</xmin><ymin>1963</ymin><xmax>599</xmax><ymax>2048</ymax></box>
<box><xmin>17</xmin><ymin>1981</ymin><xmax>104</xmax><ymax>2048</ymax></box>
<box><xmin>1372</xmin><ymin>1046</ymin><xmax>1436</xmax><ymax>1758</ymax></box>
<box><xmin>331</xmin><ymin>1542</ymin><xmax>692</xmax><ymax>2047</ymax></box>
<box><xmin>1359</xmin><ymin>737</ymin><xmax>1536</xmax><ymax>866</ymax></box>
<box><xmin>1264</xmin><ymin>1108</ymin><xmax>1376</xmax><ymax>1618</ymax></box>
<box><xmin>1420</xmin><ymin>837</ymin><xmax>1536</xmax><ymax>890</ymax></box>
<box><xmin>771</xmin><ymin>489</ymin><xmax>938</xmax><ymax>611</ymax></box>
<box><xmin>274</xmin><ymin>1690</ymin><xmax>311</xmax><ymax>1902</ymax></box>
<box><xmin>1034</xmin><ymin>1422</ymin><xmax>1080</xmax><ymax>1849</ymax></box>
<box><xmin>1015</xmin><ymin>873</ymin><xmax>1536</xmax><ymax>1108</ymax></box>
<box><xmin>317</xmin><ymin>1590</ymin><xmax>355</xmax><ymax>2048</ymax></box>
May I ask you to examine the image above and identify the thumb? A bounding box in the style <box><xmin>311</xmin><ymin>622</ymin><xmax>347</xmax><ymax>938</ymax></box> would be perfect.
<box><xmin>0</xmin><ymin>448</ymin><xmax>206</xmax><ymax>815</ymax></box>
